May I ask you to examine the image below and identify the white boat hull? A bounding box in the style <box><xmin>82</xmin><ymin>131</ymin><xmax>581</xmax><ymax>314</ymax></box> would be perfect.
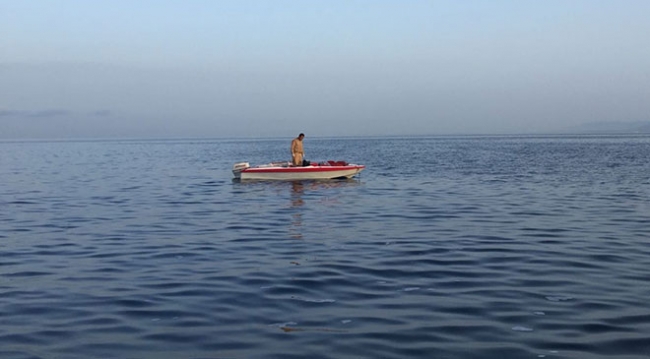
<box><xmin>233</xmin><ymin>162</ymin><xmax>365</xmax><ymax>180</ymax></box>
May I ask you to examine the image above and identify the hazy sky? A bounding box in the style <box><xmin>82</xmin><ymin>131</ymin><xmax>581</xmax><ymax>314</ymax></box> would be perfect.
<box><xmin>2</xmin><ymin>1</ymin><xmax>649</xmax><ymax>139</ymax></box>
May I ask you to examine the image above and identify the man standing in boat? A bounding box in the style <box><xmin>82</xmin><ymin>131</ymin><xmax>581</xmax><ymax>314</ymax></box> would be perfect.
<box><xmin>291</xmin><ymin>133</ymin><xmax>305</xmax><ymax>166</ymax></box>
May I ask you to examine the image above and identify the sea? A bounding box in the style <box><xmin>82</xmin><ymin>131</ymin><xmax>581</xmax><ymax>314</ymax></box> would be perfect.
<box><xmin>1</xmin><ymin>135</ymin><xmax>649</xmax><ymax>359</ymax></box>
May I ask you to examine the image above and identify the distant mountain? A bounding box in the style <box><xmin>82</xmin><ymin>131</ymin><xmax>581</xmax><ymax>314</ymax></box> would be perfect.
<box><xmin>566</xmin><ymin>121</ymin><xmax>650</xmax><ymax>134</ymax></box>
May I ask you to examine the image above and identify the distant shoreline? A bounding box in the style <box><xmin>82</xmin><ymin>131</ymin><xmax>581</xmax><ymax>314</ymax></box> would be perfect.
<box><xmin>2</xmin><ymin>132</ymin><xmax>650</xmax><ymax>143</ymax></box>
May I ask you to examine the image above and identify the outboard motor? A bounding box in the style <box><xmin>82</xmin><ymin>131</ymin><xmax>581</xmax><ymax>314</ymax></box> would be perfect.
<box><xmin>232</xmin><ymin>162</ymin><xmax>250</xmax><ymax>178</ymax></box>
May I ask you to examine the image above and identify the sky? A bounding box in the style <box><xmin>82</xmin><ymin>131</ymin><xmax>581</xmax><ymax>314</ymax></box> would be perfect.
<box><xmin>1</xmin><ymin>0</ymin><xmax>649</xmax><ymax>139</ymax></box>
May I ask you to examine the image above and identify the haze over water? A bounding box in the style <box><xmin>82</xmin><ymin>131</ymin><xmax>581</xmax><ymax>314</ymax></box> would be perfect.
<box><xmin>3</xmin><ymin>2</ymin><xmax>650</xmax><ymax>138</ymax></box>
<box><xmin>1</xmin><ymin>135</ymin><xmax>649</xmax><ymax>358</ymax></box>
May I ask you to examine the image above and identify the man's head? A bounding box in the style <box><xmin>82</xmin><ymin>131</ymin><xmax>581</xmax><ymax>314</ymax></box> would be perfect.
<box><xmin>298</xmin><ymin>133</ymin><xmax>305</xmax><ymax>140</ymax></box>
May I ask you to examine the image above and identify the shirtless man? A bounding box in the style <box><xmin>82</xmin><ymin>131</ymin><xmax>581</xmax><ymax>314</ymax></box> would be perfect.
<box><xmin>291</xmin><ymin>133</ymin><xmax>305</xmax><ymax>166</ymax></box>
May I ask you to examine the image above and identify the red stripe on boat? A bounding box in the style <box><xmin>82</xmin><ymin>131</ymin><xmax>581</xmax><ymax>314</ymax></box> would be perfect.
<box><xmin>243</xmin><ymin>165</ymin><xmax>364</xmax><ymax>173</ymax></box>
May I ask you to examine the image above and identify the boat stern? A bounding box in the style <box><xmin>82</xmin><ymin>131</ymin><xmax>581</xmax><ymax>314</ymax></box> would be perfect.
<box><xmin>232</xmin><ymin>162</ymin><xmax>250</xmax><ymax>178</ymax></box>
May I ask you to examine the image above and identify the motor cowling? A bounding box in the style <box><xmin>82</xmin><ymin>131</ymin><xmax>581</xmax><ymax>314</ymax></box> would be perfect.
<box><xmin>233</xmin><ymin>162</ymin><xmax>250</xmax><ymax>172</ymax></box>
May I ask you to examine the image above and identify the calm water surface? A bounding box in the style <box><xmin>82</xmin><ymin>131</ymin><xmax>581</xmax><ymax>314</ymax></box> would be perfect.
<box><xmin>1</xmin><ymin>135</ymin><xmax>649</xmax><ymax>358</ymax></box>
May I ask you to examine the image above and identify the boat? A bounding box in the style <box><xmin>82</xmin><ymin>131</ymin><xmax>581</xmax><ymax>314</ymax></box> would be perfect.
<box><xmin>232</xmin><ymin>160</ymin><xmax>365</xmax><ymax>180</ymax></box>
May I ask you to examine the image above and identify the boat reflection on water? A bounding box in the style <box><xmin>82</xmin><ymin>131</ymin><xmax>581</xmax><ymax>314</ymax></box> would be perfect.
<box><xmin>231</xmin><ymin>178</ymin><xmax>362</xmax><ymax>193</ymax></box>
<box><xmin>290</xmin><ymin>182</ymin><xmax>304</xmax><ymax>238</ymax></box>
<box><xmin>232</xmin><ymin>179</ymin><xmax>362</xmax><ymax>239</ymax></box>
<box><xmin>290</xmin><ymin>181</ymin><xmax>305</xmax><ymax>205</ymax></box>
